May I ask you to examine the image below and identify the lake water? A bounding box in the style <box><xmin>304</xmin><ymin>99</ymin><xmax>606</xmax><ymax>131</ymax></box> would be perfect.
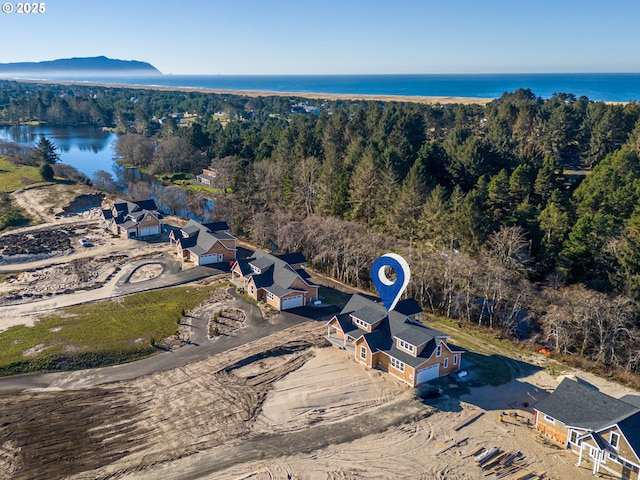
<box><xmin>0</xmin><ymin>125</ymin><xmax>216</xmax><ymax>220</ymax></box>
<box><xmin>0</xmin><ymin>125</ymin><xmax>118</xmax><ymax>178</ymax></box>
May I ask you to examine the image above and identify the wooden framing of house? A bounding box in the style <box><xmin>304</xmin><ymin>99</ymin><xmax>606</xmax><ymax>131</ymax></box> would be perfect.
<box><xmin>327</xmin><ymin>294</ymin><xmax>463</xmax><ymax>387</ymax></box>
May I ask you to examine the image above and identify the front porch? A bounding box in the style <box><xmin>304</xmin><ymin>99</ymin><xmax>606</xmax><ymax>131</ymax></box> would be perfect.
<box><xmin>326</xmin><ymin>333</ymin><xmax>355</xmax><ymax>354</ymax></box>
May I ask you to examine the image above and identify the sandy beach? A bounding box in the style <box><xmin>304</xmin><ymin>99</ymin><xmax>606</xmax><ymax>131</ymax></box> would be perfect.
<box><xmin>11</xmin><ymin>78</ymin><xmax>495</xmax><ymax>105</ymax></box>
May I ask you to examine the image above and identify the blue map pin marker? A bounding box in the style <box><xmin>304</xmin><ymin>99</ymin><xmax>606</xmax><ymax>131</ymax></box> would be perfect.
<box><xmin>370</xmin><ymin>253</ymin><xmax>410</xmax><ymax>311</ymax></box>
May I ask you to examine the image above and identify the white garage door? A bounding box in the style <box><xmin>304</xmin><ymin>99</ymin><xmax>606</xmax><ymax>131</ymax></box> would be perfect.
<box><xmin>416</xmin><ymin>363</ymin><xmax>440</xmax><ymax>384</ymax></box>
<box><xmin>281</xmin><ymin>295</ymin><xmax>304</xmax><ymax>310</ymax></box>
<box><xmin>198</xmin><ymin>254</ymin><xmax>223</xmax><ymax>265</ymax></box>
<box><xmin>140</xmin><ymin>225</ymin><xmax>159</xmax><ymax>236</ymax></box>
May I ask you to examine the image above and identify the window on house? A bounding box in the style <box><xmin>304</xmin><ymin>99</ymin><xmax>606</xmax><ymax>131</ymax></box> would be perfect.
<box><xmin>398</xmin><ymin>339</ymin><xmax>414</xmax><ymax>353</ymax></box>
<box><xmin>543</xmin><ymin>415</ymin><xmax>555</xmax><ymax>425</ymax></box>
<box><xmin>453</xmin><ymin>354</ymin><xmax>458</xmax><ymax>365</ymax></box>
<box><xmin>390</xmin><ymin>357</ymin><xmax>405</xmax><ymax>372</ymax></box>
<box><xmin>444</xmin><ymin>357</ymin><xmax>449</xmax><ymax>368</ymax></box>
<box><xmin>360</xmin><ymin>346</ymin><xmax>367</xmax><ymax>360</ymax></box>
<box><xmin>569</xmin><ymin>430</ymin><xmax>580</xmax><ymax>445</ymax></box>
<box><xmin>610</xmin><ymin>432</ymin><xmax>620</xmax><ymax>449</ymax></box>
<box><xmin>436</xmin><ymin>344</ymin><xmax>442</xmax><ymax>357</ymax></box>
<box><xmin>266</xmin><ymin>291</ymin><xmax>275</xmax><ymax>300</ymax></box>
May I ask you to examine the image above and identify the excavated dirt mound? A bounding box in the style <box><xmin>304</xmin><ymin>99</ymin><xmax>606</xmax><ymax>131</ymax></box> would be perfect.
<box><xmin>60</xmin><ymin>193</ymin><xmax>104</xmax><ymax>215</ymax></box>
<box><xmin>0</xmin><ymin>228</ymin><xmax>72</xmax><ymax>256</ymax></box>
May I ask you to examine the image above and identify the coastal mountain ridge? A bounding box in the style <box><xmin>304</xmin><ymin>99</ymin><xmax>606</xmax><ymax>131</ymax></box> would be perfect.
<box><xmin>0</xmin><ymin>56</ymin><xmax>161</xmax><ymax>75</ymax></box>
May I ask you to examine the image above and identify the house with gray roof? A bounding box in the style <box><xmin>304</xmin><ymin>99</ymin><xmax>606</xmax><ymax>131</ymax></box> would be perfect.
<box><xmin>169</xmin><ymin>219</ymin><xmax>236</xmax><ymax>265</ymax></box>
<box><xmin>535</xmin><ymin>377</ymin><xmax>640</xmax><ymax>478</ymax></box>
<box><xmin>101</xmin><ymin>198</ymin><xmax>163</xmax><ymax>238</ymax></box>
<box><xmin>327</xmin><ymin>294</ymin><xmax>463</xmax><ymax>386</ymax></box>
<box><xmin>231</xmin><ymin>249</ymin><xmax>318</xmax><ymax>310</ymax></box>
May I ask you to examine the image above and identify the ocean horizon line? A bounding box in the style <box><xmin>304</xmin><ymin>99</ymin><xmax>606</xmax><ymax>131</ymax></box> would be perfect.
<box><xmin>2</xmin><ymin>72</ymin><xmax>639</xmax><ymax>102</ymax></box>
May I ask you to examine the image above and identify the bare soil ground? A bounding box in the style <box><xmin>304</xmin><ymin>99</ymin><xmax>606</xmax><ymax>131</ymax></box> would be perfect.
<box><xmin>1</xmin><ymin>318</ymin><xmax>637</xmax><ymax>480</ymax></box>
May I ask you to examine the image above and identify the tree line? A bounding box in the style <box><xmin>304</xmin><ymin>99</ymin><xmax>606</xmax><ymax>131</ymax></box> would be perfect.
<box><xmin>4</xmin><ymin>80</ymin><xmax>640</xmax><ymax>375</ymax></box>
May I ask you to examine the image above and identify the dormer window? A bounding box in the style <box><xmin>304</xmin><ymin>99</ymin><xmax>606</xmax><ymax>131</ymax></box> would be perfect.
<box><xmin>398</xmin><ymin>339</ymin><xmax>415</xmax><ymax>354</ymax></box>
<box><xmin>352</xmin><ymin>317</ymin><xmax>369</xmax><ymax>330</ymax></box>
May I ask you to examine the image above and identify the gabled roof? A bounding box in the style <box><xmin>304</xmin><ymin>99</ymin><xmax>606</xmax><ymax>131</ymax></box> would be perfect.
<box><xmin>103</xmin><ymin>199</ymin><xmax>159</xmax><ymax>224</ymax></box>
<box><xmin>350</xmin><ymin>306</ymin><xmax>386</xmax><ymax>326</ymax></box>
<box><xmin>535</xmin><ymin>378</ymin><xmax>640</xmax><ymax>431</ymax></box>
<box><xmin>332</xmin><ymin>313</ymin><xmax>367</xmax><ymax>338</ymax></box>
<box><xmin>617</xmin><ymin>412</ymin><xmax>640</xmax><ymax>459</ymax></box>
<box><xmin>249</xmin><ymin>256</ymin><xmax>276</xmax><ymax>271</ymax></box>
<box><xmin>276</xmin><ymin>252</ymin><xmax>307</xmax><ymax>265</ymax></box>
<box><xmin>203</xmin><ymin>221</ymin><xmax>229</xmax><ymax>232</ymax></box>
<box><xmin>239</xmin><ymin>249</ymin><xmax>315</xmax><ymax>299</ymax></box>
<box><xmin>394</xmin><ymin>298</ymin><xmax>423</xmax><ymax>317</ymax></box>
<box><xmin>113</xmin><ymin>198</ymin><xmax>158</xmax><ymax>214</ymax></box>
<box><xmin>341</xmin><ymin>294</ymin><xmax>455</xmax><ymax>368</ymax></box>
<box><xmin>578</xmin><ymin>431</ymin><xmax>610</xmax><ymax>451</ymax></box>
<box><xmin>394</xmin><ymin>323</ymin><xmax>440</xmax><ymax>347</ymax></box>
<box><xmin>178</xmin><ymin>219</ymin><xmax>236</xmax><ymax>256</ymax></box>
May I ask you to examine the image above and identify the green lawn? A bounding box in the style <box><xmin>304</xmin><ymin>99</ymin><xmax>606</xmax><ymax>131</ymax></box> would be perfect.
<box><xmin>0</xmin><ymin>157</ymin><xmax>43</xmax><ymax>192</ymax></box>
<box><xmin>0</xmin><ymin>285</ymin><xmax>218</xmax><ymax>376</ymax></box>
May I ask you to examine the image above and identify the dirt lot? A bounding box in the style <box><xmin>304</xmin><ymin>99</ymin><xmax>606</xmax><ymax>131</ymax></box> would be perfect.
<box><xmin>1</xmin><ymin>317</ymin><xmax>638</xmax><ymax>480</ymax></box>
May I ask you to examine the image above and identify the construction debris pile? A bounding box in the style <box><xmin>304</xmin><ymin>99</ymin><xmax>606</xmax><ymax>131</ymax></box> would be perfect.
<box><xmin>474</xmin><ymin>447</ymin><xmax>544</xmax><ymax>479</ymax></box>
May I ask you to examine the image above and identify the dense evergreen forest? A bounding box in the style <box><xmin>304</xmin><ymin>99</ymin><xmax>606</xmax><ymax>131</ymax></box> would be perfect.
<box><xmin>3</xmin><ymin>79</ymin><xmax>640</xmax><ymax>377</ymax></box>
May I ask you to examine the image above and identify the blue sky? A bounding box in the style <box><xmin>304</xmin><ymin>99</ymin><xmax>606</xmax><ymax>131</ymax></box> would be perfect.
<box><xmin>1</xmin><ymin>0</ymin><xmax>639</xmax><ymax>74</ymax></box>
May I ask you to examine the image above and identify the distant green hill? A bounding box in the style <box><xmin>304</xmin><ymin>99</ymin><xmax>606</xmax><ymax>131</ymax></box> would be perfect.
<box><xmin>0</xmin><ymin>56</ymin><xmax>161</xmax><ymax>76</ymax></box>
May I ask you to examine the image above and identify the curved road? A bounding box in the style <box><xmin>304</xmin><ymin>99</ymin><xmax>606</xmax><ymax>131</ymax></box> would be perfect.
<box><xmin>0</xmin><ymin>288</ymin><xmax>336</xmax><ymax>394</ymax></box>
<box><xmin>0</xmin><ymin>255</ymin><xmax>217</xmax><ymax>319</ymax></box>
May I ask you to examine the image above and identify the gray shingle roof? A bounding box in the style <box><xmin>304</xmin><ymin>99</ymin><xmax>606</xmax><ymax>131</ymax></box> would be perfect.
<box><xmin>276</xmin><ymin>252</ymin><xmax>307</xmax><ymax>265</ymax></box>
<box><xmin>240</xmin><ymin>249</ymin><xmax>313</xmax><ymax>299</ymax></box>
<box><xmin>350</xmin><ymin>306</ymin><xmax>387</xmax><ymax>326</ymax></box>
<box><xmin>334</xmin><ymin>313</ymin><xmax>367</xmax><ymax>338</ymax></box>
<box><xmin>103</xmin><ymin>199</ymin><xmax>160</xmax><ymax>226</ymax></box>
<box><xmin>338</xmin><ymin>294</ymin><xmax>456</xmax><ymax>369</ymax></box>
<box><xmin>617</xmin><ymin>412</ymin><xmax>640</xmax><ymax>458</ymax></box>
<box><xmin>394</xmin><ymin>298</ymin><xmax>423</xmax><ymax>317</ymax></box>
<box><xmin>263</xmin><ymin>284</ymin><xmax>302</xmax><ymax>297</ymax></box>
<box><xmin>178</xmin><ymin>219</ymin><xmax>236</xmax><ymax>257</ymax></box>
<box><xmin>535</xmin><ymin>378</ymin><xmax>639</xmax><ymax>431</ymax></box>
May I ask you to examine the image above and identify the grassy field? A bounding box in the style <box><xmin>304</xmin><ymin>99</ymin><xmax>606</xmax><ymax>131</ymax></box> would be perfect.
<box><xmin>0</xmin><ymin>285</ymin><xmax>218</xmax><ymax>376</ymax></box>
<box><xmin>0</xmin><ymin>157</ymin><xmax>42</xmax><ymax>192</ymax></box>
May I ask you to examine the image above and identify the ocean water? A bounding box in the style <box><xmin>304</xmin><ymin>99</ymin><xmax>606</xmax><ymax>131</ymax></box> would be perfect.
<box><xmin>34</xmin><ymin>73</ymin><xmax>640</xmax><ymax>102</ymax></box>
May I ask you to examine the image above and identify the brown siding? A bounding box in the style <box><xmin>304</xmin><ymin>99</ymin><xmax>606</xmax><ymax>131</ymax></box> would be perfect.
<box><xmin>246</xmin><ymin>279</ymin><xmax>259</xmax><ymax>301</ymax></box>
<box><xmin>599</xmin><ymin>425</ymin><xmax>640</xmax><ymax>465</ymax></box>
<box><xmin>354</xmin><ymin>338</ymin><xmax>371</xmax><ymax>367</ymax></box>
<box><xmin>328</xmin><ymin>318</ymin><xmax>345</xmax><ymax>339</ymax></box>
<box><xmin>289</xmin><ymin>276</ymin><xmax>318</xmax><ymax>301</ymax></box>
<box><xmin>197</xmin><ymin>241</ymin><xmax>234</xmax><ymax>263</ymax></box>
<box><xmin>265</xmin><ymin>294</ymin><xmax>279</xmax><ymax>310</ymax></box>
<box><xmin>376</xmin><ymin>353</ymin><xmax>389</xmax><ymax>371</ymax></box>
<box><xmin>138</xmin><ymin>214</ymin><xmax>161</xmax><ymax>228</ymax></box>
